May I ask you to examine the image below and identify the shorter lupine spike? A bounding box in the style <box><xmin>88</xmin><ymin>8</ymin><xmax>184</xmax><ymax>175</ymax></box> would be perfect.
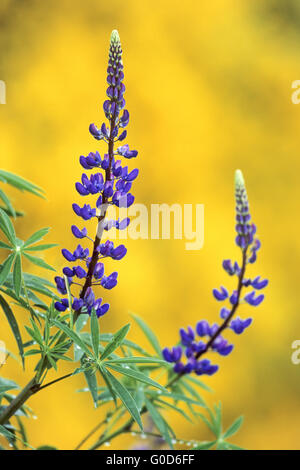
<box><xmin>162</xmin><ymin>170</ymin><xmax>267</xmax><ymax>377</ymax></box>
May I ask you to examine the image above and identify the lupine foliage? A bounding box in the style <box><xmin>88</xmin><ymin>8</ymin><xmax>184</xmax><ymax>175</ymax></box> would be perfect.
<box><xmin>0</xmin><ymin>31</ymin><xmax>267</xmax><ymax>451</ymax></box>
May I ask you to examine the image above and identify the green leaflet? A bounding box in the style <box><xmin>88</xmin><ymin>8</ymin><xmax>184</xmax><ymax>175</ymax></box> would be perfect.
<box><xmin>23</xmin><ymin>252</ymin><xmax>56</xmax><ymax>272</ymax></box>
<box><xmin>0</xmin><ymin>189</ymin><xmax>16</xmax><ymax>218</ymax></box>
<box><xmin>223</xmin><ymin>416</ymin><xmax>244</xmax><ymax>439</ymax></box>
<box><xmin>0</xmin><ymin>208</ymin><xmax>16</xmax><ymax>245</ymax></box>
<box><xmin>90</xmin><ymin>309</ymin><xmax>100</xmax><ymax>358</ymax></box>
<box><xmin>105</xmin><ymin>363</ymin><xmax>167</xmax><ymax>392</ymax></box>
<box><xmin>52</xmin><ymin>319</ymin><xmax>92</xmax><ymax>358</ymax></box>
<box><xmin>102</xmin><ymin>369</ymin><xmax>143</xmax><ymax>430</ymax></box>
<box><xmin>105</xmin><ymin>357</ymin><xmax>165</xmax><ymax>365</ymax></box>
<box><xmin>83</xmin><ymin>361</ymin><xmax>99</xmax><ymax>407</ymax></box>
<box><xmin>23</xmin><ymin>227</ymin><xmax>50</xmax><ymax>248</ymax></box>
<box><xmin>0</xmin><ymin>294</ymin><xmax>24</xmax><ymax>366</ymax></box>
<box><xmin>144</xmin><ymin>396</ymin><xmax>173</xmax><ymax>449</ymax></box>
<box><xmin>100</xmin><ymin>324</ymin><xmax>130</xmax><ymax>361</ymax></box>
<box><xmin>131</xmin><ymin>313</ymin><xmax>161</xmax><ymax>356</ymax></box>
<box><xmin>0</xmin><ymin>170</ymin><xmax>45</xmax><ymax>199</ymax></box>
<box><xmin>0</xmin><ymin>253</ymin><xmax>16</xmax><ymax>286</ymax></box>
<box><xmin>12</xmin><ymin>254</ymin><xmax>22</xmax><ymax>297</ymax></box>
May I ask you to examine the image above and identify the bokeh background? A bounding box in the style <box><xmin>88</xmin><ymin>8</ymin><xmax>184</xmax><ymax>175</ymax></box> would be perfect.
<box><xmin>0</xmin><ymin>0</ymin><xmax>300</xmax><ymax>450</ymax></box>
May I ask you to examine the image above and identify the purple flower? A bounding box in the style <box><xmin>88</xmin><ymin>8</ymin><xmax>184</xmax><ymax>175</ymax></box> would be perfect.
<box><xmin>111</xmin><ymin>244</ymin><xmax>127</xmax><ymax>260</ymax></box>
<box><xmin>89</xmin><ymin>123</ymin><xmax>103</xmax><ymax>140</ymax></box>
<box><xmin>63</xmin><ymin>267</ymin><xmax>74</xmax><ymax>277</ymax></box>
<box><xmin>73</xmin><ymin>265</ymin><xmax>87</xmax><ymax>279</ymax></box>
<box><xmin>62</xmin><ymin>248</ymin><xmax>76</xmax><ymax>262</ymax></box>
<box><xmin>220</xmin><ymin>307</ymin><xmax>230</xmax><ymax>319</ymax></box>
<box><xmin>54</xmin><ymin>298</ymin><xmax>69</xmax><ymax>312</ymax></box>
<box><xmin>116</xmin><ymin>218</ymin><xmax>130</xmax><ymax>230</ymax></box>
<box><xmin>179</xmin><ymin>327</ymin><xmax>195</xmax><ymax>346</ymax></box>
<box><xmin>71</xmin><ymin>225</ymin><xmax>87</xmax><ymax>239</ymax></box>
<box><xmin>222</xmin><ymin>259</ymin><xmax>235</xmax><ymax>275</ymax></box>
<box><xmin>251</xmin><ymin>276</ymin><xmax>268</xmax><ymax>290</ymax></box>
<box><xmin>230</xmin><ymin>317</ymin><xmax>252</xmax><ymax>334</ymax></box>
<box><xmin>244</xmin><ymin>291</ymin><xmax>264</xmax><ymax>306</ymax></box>
<box><xmin>213</xmin><ymin>286</ymin><xmax>229</xmax><ymax>301</ymax></box>
<box><xmin>94</xmin><ymin>262</ymin><xmax>104</xmax><ymax>280</ymax></box>
<box><xmin>55</xmin><ymin>276</ymin><xmax>68</xmax><ymax>295</ymax></box>
<box><xmin>101</xmin><ymin>272</ymin><xmax>118</xmax><ymax>290</ymax></box>
<box><xmin>196</xmin><ymin>320</ymin><xmax>210</xmax><ymax>337</ymax></box>
<box><xmin>119</xmin><ymin>109</ymin><xmax>129</xmax><ymax>128</ymax></box>
<box><xmin>117</xmin><ymin>144</ymin><xmax>138</xmax><ymax>159</ymax></box>
<box><xmin>195</xmin><ymin>359</ymin><xmax>219</xmax><ymax>376</ymax></box>
<box><xmin>162</xmin><ymin>346</ymin><xmax>182</xmax><ymax>363</ymax></box>
<box><xmin>229</xmin><ymin>290</ymin><xmax>238</xmax><ymax>305</ymax></box>
<box><xmin>72</xmin><ymin>298</ymin><xmax>84</xmax><ymax>311</ymax></box>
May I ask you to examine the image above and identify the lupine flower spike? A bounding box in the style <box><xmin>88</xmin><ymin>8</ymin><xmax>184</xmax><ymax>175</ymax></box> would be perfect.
<box><xmin>55</xmin><ymin>30</ymin><xmax>139</xmax><ymax>319</ymax></box>
<box><xmin>163</xmin><ymin>170</ymin><xmax>268</xmax><ymax>377</ymax></box>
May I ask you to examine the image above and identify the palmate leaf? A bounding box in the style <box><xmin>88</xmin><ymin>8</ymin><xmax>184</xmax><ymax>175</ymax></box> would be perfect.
<box><xmin>223</xmin><ymin>416</ymin><xmax>244</xmax><ymax>439</ymax></box>
<box><xmin>0</xmin><ymin>170</ymin><xmax>45</xmax><ymax>199</ymax></box>
<box><xmin>144</xmin><ymin>396</ymin><xmax>173</xmax><ymax>449</ymax></box>
<box><xmin>0</xmin><ymin>377</ymin><xmax>19</xmax><ymax>394</ymax></box>
<box><xmin>179</xmin><ymin>379</ymin><xmax>207</xmax><ymax>405</ymax></box>
<box><xmin>131</xmin><ymin>313</ymin><xmax>161</xmax><ymax>356</ymax></box>
<box><xmin>7</xmin><ymin>273</ymin><xmax>59</xmax><ymax>301</ymax></box>
<box><xmin>0</xmin><ymin>206</ymin><xmax>24</xmax><ymax>218</ymax></box>
<box><xmin>197</xmin><ymin>402</ymin><xmax>226</xmax><ymax>439</ymax></box>
<box><xmin>0</xmin><ymin>189</ymin><xmax>16</xmax><ymax>218</ymax></box>
<box><xmin>154</xmin><ymin>397</ymin><xmax>194</xmax><ymax>423</ymax></box>
<box><xmin>52</xmin><ymin>319</ymin><xmax>93</xmax><ymax>358</ymax></box>
<box><xmin>81</xmin><ymin>357</ymin><xmax>98</xmax><ymax>407</ymax></box>
<box><xmin>102</xmin><ymin>368</ymin><xmax>143</xmax><ymax>430</ymax></box>
<box><xmin>0</xmin><ymin>253</ymin><xmax>16</xmax><ymax>286</ymax></box>
<box><xmin>99</xmin><ymin>333</ymin><xmax>150</xmax><ymax>357</ymax></box>
<box><xmin>12</xmin><ymin>254</ymin><xmax>22</xmax><ymax>298</ymax></box>
<box><xmin>100</xmin><ymin>323</ymin><xmax>130</xmax><ymax>361</ymax></box>
<box><xmin>0</xmin><ymin>424</ymin><xmax>35</xmax><ymax>450</ymax></box>
<box><xmin>23</xmin><ymin>227</ymin><xmax>50</xmax><ymax>249</ymax></box>
<box><xmin>212</xmin><ymin>402</ymin><xmax>222</xmax><ymax>437</ymax></box>
<box><xmin>105</xmin><ymin>363</ymin><xmax>167</xmax><ymax>392</ymax></box>
<box><xmin>99</xmin><ymin>366</ymin><xmax>117</xmax><ymax>405</ymax></box>
<box><xmin>0</xmin><ymin>208</ymin><xmax>16</xmax><ymax>245</ymax></box>
<box><xmin>25</xmin><ymin>243</ymin><xmax>57</xmax><ymax>252</ymax></box>
<box><xmin>105</xmin><ymin>357</ymin><xmax>165</xmax><ymax>365</ymax></box>
<box><xmin>23</xmin><ymin>252</ymin><xmax>55</xmax><ymax>272</ymax></box>
<box><xmin>0</xmin><ymin>241</ymin><xmax>12</xmax><ymax>250</ymax></box>
<box><xmin>184</xmin><ymin>374</ymin><xmax>212</xmax><ymax>393</ymax></box>
<box><xmin>90</xmin><ymin>309</ymin><xmax>100</xmax><ymax>358</ymax></box>
<box><xmin>16</xmin><ymin>416</ymin><xmax>28</xmax><ymax>450</ymax></box>
<box><xmin>0</xmin><ymin>294</ymin><xmax>24</xmax><ymax>366</ymax></box>
<box><xmin>193</xmin><ymin>440</ymin><xmax>217</xmax><ymax>450</ymax></box>
<box><xmin>146</xmin><ymin>389</ymin><xmax>205</xmax><ymax>407</ymax></box>
<box><xmin>22</xmin><ymin>273</ymin><xmax>55</xmax><ymax>289</ymax></box>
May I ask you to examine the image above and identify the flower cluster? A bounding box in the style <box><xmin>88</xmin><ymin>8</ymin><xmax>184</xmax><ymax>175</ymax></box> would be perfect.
<box><xmin>55</xmin><ymin>30</ymin><xmax>138</xmax><ymax>318</ymax></box>
<box><xmin>162</xmin><ymin>170</ymin><xmax>268</xmax><ymax>376</ymax></box>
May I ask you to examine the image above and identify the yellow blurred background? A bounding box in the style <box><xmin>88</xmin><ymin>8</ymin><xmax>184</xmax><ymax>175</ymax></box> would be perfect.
<box><xmin>1</xmin><ymin>0</ymin><xmax>300</xmax><ymax>450</ymax></box>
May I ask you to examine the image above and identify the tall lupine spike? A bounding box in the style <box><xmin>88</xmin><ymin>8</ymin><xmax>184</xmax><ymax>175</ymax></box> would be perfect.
<box><xmin>54</xmin><ymin>30</ymin><xmax>139</xmax><ymax>320</ymax></box>
<box><xmin>163</xmin><ymin>170</ymin><xmax>268</xmax><ymax>379</ymax></box>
